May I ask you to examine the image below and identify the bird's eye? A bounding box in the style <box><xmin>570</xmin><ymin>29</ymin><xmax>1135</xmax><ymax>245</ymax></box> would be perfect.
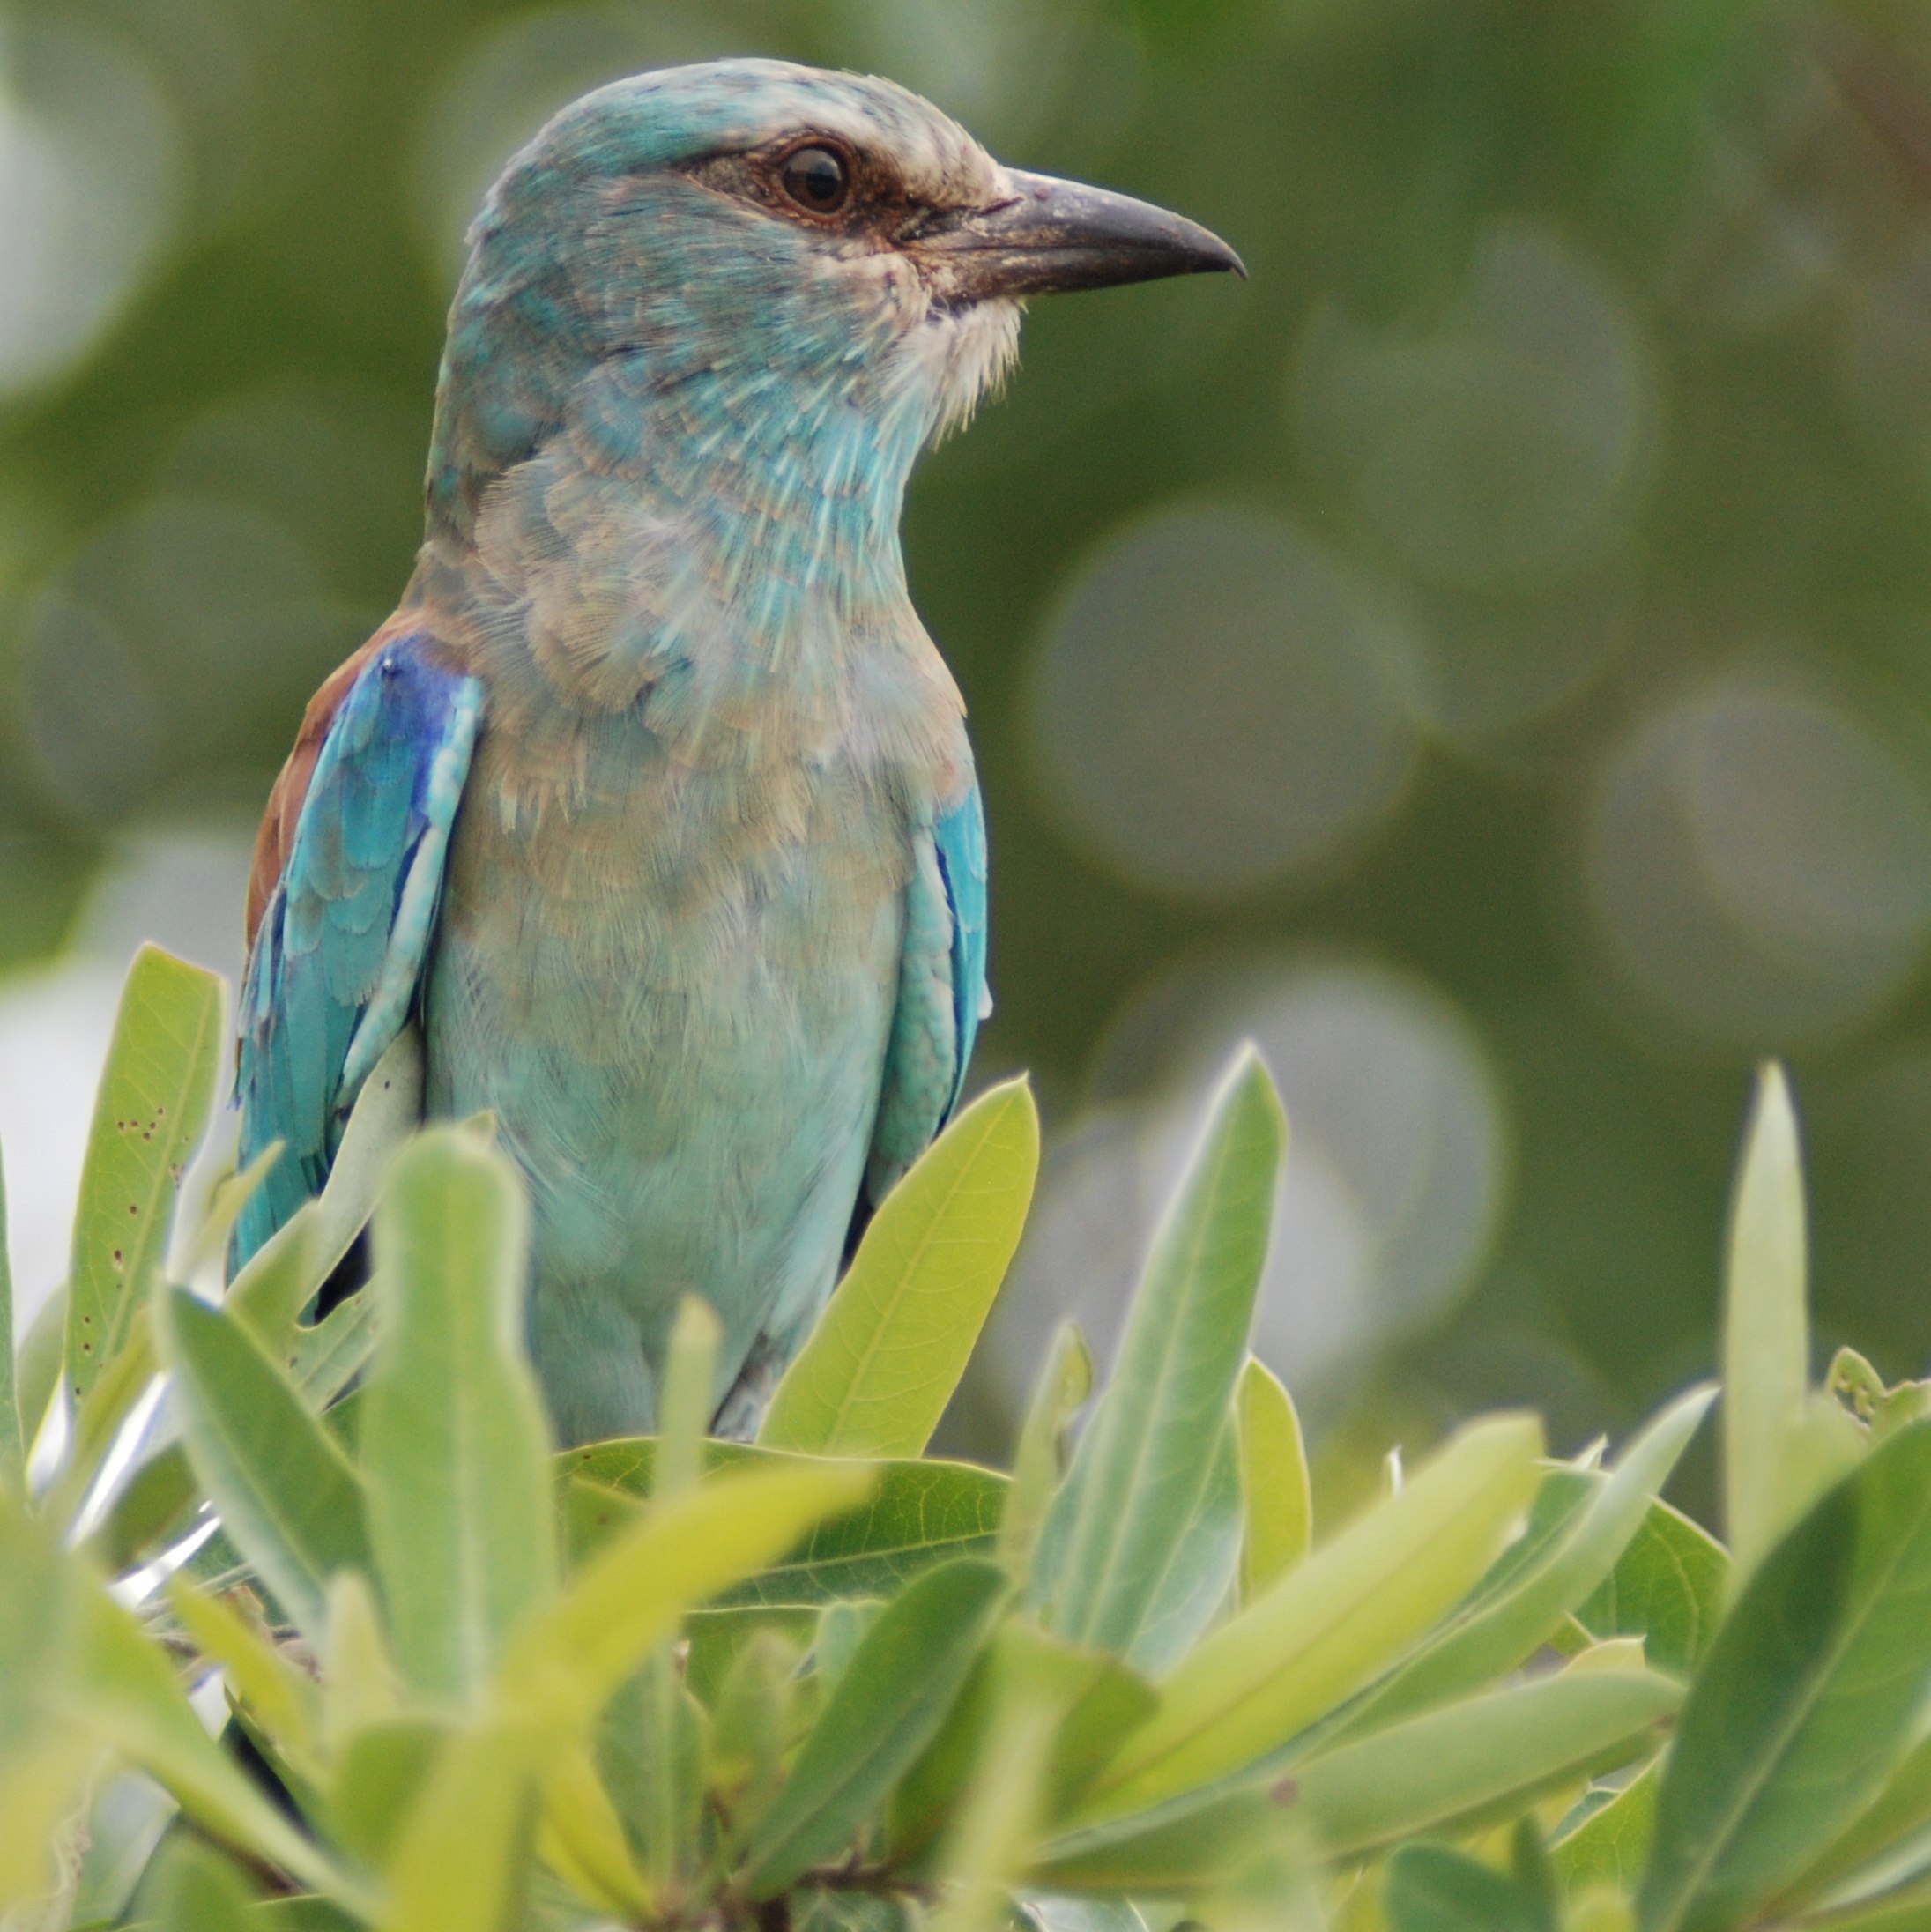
<box><xmin>780</xmin><ymin>145</ymin><xmax>851</xmax><ymax>215</ymax></box>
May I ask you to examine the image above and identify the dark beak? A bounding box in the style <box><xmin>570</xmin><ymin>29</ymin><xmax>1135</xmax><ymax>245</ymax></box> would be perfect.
<box><xmin>916</xmin><ymin>168</ymin><xmax>1244</xmax><ymax>307</ymax></box>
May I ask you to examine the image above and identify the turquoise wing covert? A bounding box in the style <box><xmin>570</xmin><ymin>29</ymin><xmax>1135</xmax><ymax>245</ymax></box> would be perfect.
<box><xmin>864</xmin><ymin>780</ymin><xmax>991</xmax><ymax>1205</ymax></box>
<box><xmin>233</xmin><ymin>637</ymin><xmax>482</xmax><ymax>1268</ymax></box>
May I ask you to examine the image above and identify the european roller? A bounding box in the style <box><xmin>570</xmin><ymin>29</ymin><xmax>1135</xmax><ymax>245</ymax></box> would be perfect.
<box><xmin>231</xmin><ymin>58</ymin><xmax>1240</xmax><ymax>1445</ymax></box>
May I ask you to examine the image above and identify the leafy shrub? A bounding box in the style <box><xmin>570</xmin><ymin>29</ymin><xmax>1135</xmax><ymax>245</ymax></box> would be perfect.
<box><xmin>4</xmin><ymin>946</ymin><xmax>1931</xmax><ymax>1931</ymax></box>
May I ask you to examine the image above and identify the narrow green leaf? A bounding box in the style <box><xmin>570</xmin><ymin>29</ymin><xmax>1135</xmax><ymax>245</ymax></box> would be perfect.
<box><xmin>1034</xmin><ymin>1047</ymin><xmax>1287</xmax><ymax>1658</ymax></box>
<box><xmin>926</xmin><ymin>1631</ymin><xmax>1075</xmax><ymax>1932</ymax></box>
<box><xmin>1237</xmin><ymin>1356</ymin><xmax>1309</xmax><ymax>1601</ymax></box>
<box><xmin>1554</xmin><ymin>1764</ymin><xmax>1659</xmax><ymax>1899</ymax></box>
<box><xmin>745</xmin><ymin>1556</ymin><xmax>1009</xmax><ymax>1898</ymax></box>
<box><xmin>13</xmin><ymin>1284</ymin><xmax>64</xmax><ymax>1478</ymax></box>
<box><xmin>503</xmin><ymin>1460</ymin><xmax>874</xmax><ymax>1729</ymax></box>
<box><xmin>1575</xmin><ymin>1498</ymin><xmax>1730</xmax><ymax>1674</ymax></box>
<box><xmin>603</xmin><ymin>1653</ymin><xmax>708</xmax><ymax>1888</ymax></box>
<box><xmin>167</xmin><ymin>1577</ymin><xmax>317</xmax><ymax>1764</ymax></box>
<box><xmin>63</xmin><ymin>1587</ymin><xmax>357</xmax><ymax>1904</ymax></box>
<box><xmin>65</xmin><ymin>947</ymin><xmax>224</xmax><ymax>1412</ymax></box>
<box><xmin>761</xmin><ymin>1076</ymin><xmax>1039</xmax><ymax>1458</ymax></box>
<box><xmin>1773</xmin><ymin>1731</ymin><xmax>1931</xmax><ymax>1915</ymax></box>
<box><xmin>1289</xmin><ymin>1669</ymin><xmax>1681</xmax><ymax>1858</ymax></box>
<box><xmin>1079</xmin><ymin>1413</ymin><xmax>1543</xmax><ymax>1823</ymax></box>
<box><xmin>656</xmin><ymin>1295</ymin><xmax>720</xmax><ymax>1502</ymax></box>
<box><xmin>1800</xmin><ymin>1884</ymin><xmax>1931</xmax><ymax>1931</ymax></box>
<box><xmin>361</xmin><ymin>1129</ymin><xmax>556</xmax><ymax>1703</ymax></box>
<box><xmin>563</xmin><ymin>1438</ymin><xmax>1006</xmax><ymax>1606</ymax></box>
<box><xmin>1127</xmin><ymin>1415</ymin><xmax>1243</xmax><ymax>1676</ymax></box>
<box><xmin>1028</xmin><ymin>1787</ymin><xmax>1291</xmax><ymax>1895</ymax></box>
<box><xmin>379</xmin><ymin>1717</ymin><xmax>537</xmax><ymax>1932</ymax></box>
<box><xmin>710</xmin><ymin>1624</ymin><xmax>806</xmax><ymax>1847</ymax></box>
<box><xmin>1722</xmin><ymin>1063</ymin><xmax>1811</xmax><ymax>1581</ymax></box>
<box><xmin>999</xmin><ymin>1320</ymin><xmax>1094</xmax><ymax>1580</ymax></box>
<box><xmin>48</xmin><ymin>1307</ymin><xmax>160</xmax><ymax>1532</ymax></box>
<box><xmin>225</xmin><ymin>1206</ymin><xmax>323</xmax><ymax>1357</ymax></box>
<box><xmin>0</xmin><ymin>1147</ymin><xmax>19</xmax><ymax>1497</ymax></box>
<box><xmin>1385</xmin><ymin>1843</ymin><xmax>1549</xmax><ymax>1932</ymax></box>
<box><xmin>158</xmin><ymin>1286</ymin><xmax>371</xmax><ymax>1640</ymax></box>
<box><xmin>1326</xmin><ymin>1386</ymin><xmax>1713</xmax><ymax>1743</ymax></box>
<box><xmin>288</xmin><ymin>1282</ymin><xmax>380</xmax><ymax>1404</ymax></box>
<box><xmin>84</xmin><ymin>1441</ymin><xmax>197</xmax><ymax>1575</ymax></box>
<box><xmin>1641</xmin><ymin>1419</ymin><xmax>1931</xmax><ymax>1932</ymax></box>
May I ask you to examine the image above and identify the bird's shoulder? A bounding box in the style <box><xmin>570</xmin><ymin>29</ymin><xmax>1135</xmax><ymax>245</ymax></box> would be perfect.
<box><xmin>245</xmin><ymin>616</ymin><xmax>477</xmax><ymax>947</ymax></box>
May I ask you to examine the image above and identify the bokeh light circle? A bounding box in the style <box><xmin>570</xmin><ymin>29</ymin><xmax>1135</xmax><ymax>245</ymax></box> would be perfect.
<box><xmin>984</xmin><ymin>959</ymin><xmax>1507</xmax><ymax>1419</ymax></box>
<box><xmin>0</xmin><ymin>16</ymin><xmax>182</xmax><ymax>396</ymax></box>
<box><xmin>1295</xmin><ymin>219</ymin><xmax>1654</xmax><ymax>591</ymax></box>
<box><xmin>1025</xmin><ymin>505</ymin><xmax>1416</xmax><ymax>898</ymax></box>
<box><xmin>1584</xmin><ymin>673</ymin><xmax>1931</xmax><ymax>1047</ymax></box>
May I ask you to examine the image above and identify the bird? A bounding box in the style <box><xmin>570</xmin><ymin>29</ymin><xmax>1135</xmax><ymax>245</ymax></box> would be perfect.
<box><xmin>230</xmin><ymin>57</ymin><xmax>1242</xmax><ymax>1447</ymax></box>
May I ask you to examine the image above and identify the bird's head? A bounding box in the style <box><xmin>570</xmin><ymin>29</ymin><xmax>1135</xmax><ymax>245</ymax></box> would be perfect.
<box><xmin>425</xmin><ymin>59</ymin><xmax>1240</xmax><ymax>547</ymax></box>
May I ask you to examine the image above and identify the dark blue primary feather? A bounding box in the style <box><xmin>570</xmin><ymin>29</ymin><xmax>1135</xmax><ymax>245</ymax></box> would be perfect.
<box><xmin>233</xmin><ymin>637</ymin><xmax>481</xmax><ymax>1267</ymax></box>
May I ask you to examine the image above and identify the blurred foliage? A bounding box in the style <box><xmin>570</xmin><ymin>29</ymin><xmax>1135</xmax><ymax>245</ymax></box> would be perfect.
<box><xmin>11</xmin><ymin>0</ymin><xmax>1931</xmax><ymax>1473</ymax></box>
<box><xmin>14</xmin><ymin>952</ymin><xmax>1931</xmax><ymax>1931</ymax></box>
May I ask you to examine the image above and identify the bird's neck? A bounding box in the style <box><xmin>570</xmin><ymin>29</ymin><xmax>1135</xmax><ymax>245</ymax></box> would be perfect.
<box><xmin>413</xmin><ymin>350</ymin><xmax>954</xmax><ymax>739</ymax></box>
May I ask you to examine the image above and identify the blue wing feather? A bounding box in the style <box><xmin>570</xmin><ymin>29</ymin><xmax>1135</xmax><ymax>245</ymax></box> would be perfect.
<box><xmin>932</xmin><ymin>781</ymin><xmax>989</xmax><ymax>1116</ymax></box>
<box><xmin>232</xmin><ymin>637</ymin><xmax>481</xmax><ymax>1268</ymax></box>
<box><xmin>862</xmin><ymin>777</ymin><xmax>991</xmax><ymax>1209</ymax></box>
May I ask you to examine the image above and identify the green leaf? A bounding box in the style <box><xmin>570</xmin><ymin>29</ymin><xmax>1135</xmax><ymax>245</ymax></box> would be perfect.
<box><xmin>655</xmin><ymin>1295</ymin><xmax>720</xmax><ymax>1502</ymax></box>
<box><xmin>1553</xmin><ymin>1764</ymin><xmax>1659</xmax><ymax>1899</ymax></box>
<box><xmin>1576</xmin><ymin>1498</ymin><xmax>1731</xmax><ymax>1674</ymax></box>
<box><xmin>85</xmin><ymin>1441</ymin><xmax>198</xmax><ymax>1575</ymax></box>
<box><xmin>1289</xmin><ymin>1668</ymin><xmax>1681</xmax><ymax>1858</ymax></box>
<box><xmin>1722</xmin><ymin>1063</ymin><xmax>1812</xmax><ymax>1581</ymax></box>
<box><xmin>999</xmin><ymin>1320</ymin><xmax>1094</xmax><ymax>1580</ymax></box>
<box><xmin>288</xmin><ymin>1285</ymin><xmax>381</xmax><ymax>1405</ymax></box>
<box><xmin>563</xmin><ymin>1438</ymin><xmax>1006</xmax><ymax>1606</ymax></box>
<box><xmin>167</xmin><ymin>1577</ymin><xmax>317</xmax><ymax>1765</ymax></box>
<box><xmin>1326</xmin><ymin>1386</ymin><xmax>1713</xmax><ymax>1743</ymax></box>
<box><xmin>926</xmin><ymin>1629</ymin><xmax>1079</xmax><ymax>1932</ymax></box>
<box><xmin>158</xmin><ymin>1286</ymin><xmax>372</xmax><ymax>1640</ymax></box>
<box><xmin>602</xmin><ymin>1653</ymin><xmax>709</xmax><ymax>1887</ymax></box>
<box><xmin>1028</xmin><ymin>1787</ymin><xmax>1292</xmax><ymax>1895</ymax></box>
<box><xmin>502</xmin><ymin>1460</ymin><xmax>875</xmax><ymax>1731</ymax></box>
<box><xmin>224</xmin><ymin>1208</ymin><xmax>323</xmax><ymax>1358</ymax></box>
<box><xmin>1238</xmin><ymin>1356</ymin><xmax>1310</xmax><ymax>1602</ymax></box>
<box><xmin>69</xmin><ymin>1771</ymin><xmax>177</xmax><ymax>1928</ymax></box>
<box><xmin>1640</xmin><ymin>1418</ymin><xmax>1931</xmax><ymax>1932</ymax></box>
<box><xmin>1127</xmin><ymin>1415</ymin><xmax>1242</xmax><ymax>1675</ymax></box>
<box><xmin>1033</xmin><ymin>1047</ymin><xmax>1287</xmax><ymax>1659</ymax></box>
<box><xmin>1798</xmin><ymin>1884</ymin><xmax>1931</xmax><ymax>1932</ymax></box>
<box><xmin>760</xmin><ymin>1076</ymin><xmax>1039</xmax><ymax>1458</ymax></box>
<box><xmin>1385</xmin><ymin>1842</ymin><xmax>1550</xmax><ymax>1932</ymax></box>
<box><xmin>63</xmin><ymin>1586</ymin><xmax>357</xmax><ymax>1904</ymax></box>
<box><xmin>361</xmin><ymin>1129</ymin><xmax>556</xmax><ymax>1703</ymax></box>
<box><xmin>0</xmin><ymin>1147</ymin><xmax>19</xmax><ymax>1497</ymax></box>
<box><xmin>1077</xmin><ymin>1412</ymin><xmax>1543</xmax><ymax>1824</ymax></box>
<box><xmin>65</xmin><ymin>946</ymin><xmax>225</xmax><ymax>1412</ymax></box>
<box><xmin>745</xmin><ymin>1556</ymin><xmax>1009</xmax><ymax>1898</ymax></box>
<box><xmin>378</xmin><ymin>1716</ymin><xmax>537</xmax><ymax>1932</ymax></box>
<box><xmin>48</xmin><ymin>1305</ymin><xmax>160</xmax><ymax>1531</ymax></box>
<box><xmin>323</xmin><ymin>1715</ymin><xmax>448</xmax><ymax>1870</ymax></box>
<box><xmin>143</xmin><ymin>1838</ymin><xmax>258</xmax><ymax>1931</ymax></box>
<box><xmin>709</xmin><ymin>1624</ymin><xmax>806</xmax><ymax>1846</ymax></box>
<box><xmin>13</xmin><ymin>1285</ymin><xmax>65</xmax><ymax>1481</ymax></box>
<box><xmin>1775</xmin><ymin>1730</ymin><xmax>1931</xmax><ymax>1915</ymax></box>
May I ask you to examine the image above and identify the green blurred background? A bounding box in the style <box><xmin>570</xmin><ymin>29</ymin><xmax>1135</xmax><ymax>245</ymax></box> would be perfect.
<box><xmin>3</xmin><ymin>0</ymin><xmax>1928</xmax><ymax>1489</ymax></box>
